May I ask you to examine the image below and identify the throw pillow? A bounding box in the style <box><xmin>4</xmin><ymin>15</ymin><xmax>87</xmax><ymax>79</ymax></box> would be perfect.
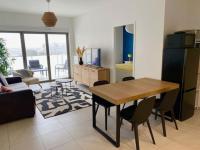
<box><xmin>12</xmin><ymin>71</ymin><xmax>24</xmax><ymax>78</ymax></box>
<box><xmin>16</xmin><ymin>69</ymin><xmax>33</xmax><ymax>78</ymax></box>
<box><xmin>1</xmin><ymin>86</ymin><xmax>13</xmax><ymax>93</ymax></box>
<box><xmin>0</xmin><ymin>73</ymin><xmax>8</xmax><ymax>86</ymax></box>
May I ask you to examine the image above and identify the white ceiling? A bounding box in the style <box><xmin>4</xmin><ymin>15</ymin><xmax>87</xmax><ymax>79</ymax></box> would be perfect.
<box><xmin>0</xmin><ymin>0</ymin><xmax>110</xmax><ymax>17</ymax></box>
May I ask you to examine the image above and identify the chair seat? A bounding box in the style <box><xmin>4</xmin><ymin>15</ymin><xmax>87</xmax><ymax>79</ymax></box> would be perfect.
<box><xmin>94</xmin><ymin>95</ymin><xmax>114</xmax><ymax>108</ymax></box>
<box><xmin>120</xmin><ymin>104</ymin><xmax>137</xmax><ymax>121</ymax></box>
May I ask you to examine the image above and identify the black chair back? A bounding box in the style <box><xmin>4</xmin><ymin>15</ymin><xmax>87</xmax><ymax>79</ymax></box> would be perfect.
<box><xmin>29</xmin><ymin>60</ymin><xmax>41</xmax><ymax>69</ymax></box>
<box><xmin>159</xmin><ymin>89</ymin><xmax>179</xmax><ymax>112</ymax></box>
<box><xmin>132</xmin><ymin>96</ymin><xmax>156</xmax><ymax>124</ymax></box>
<box><xmin>122</xmin><ymin>76</ymin><xmax>135</xmax><ymax>81</ymax></box>
<box><xmin>93</xmin><ymin>80</ymin><xmax>113</xmax><ymax>108</ymax></box>
<box><xmin>93</xmin><ymin>80</ymin><xmax>109</xmax><ymax>97</ymax></box>
<box><xmin>93</xmin><ymin>80</ymin><xmax>109</xmax><ymax>86</ymax></box>
<box><xmin>93</xmin><ymin>80</ymin><xmax>109</xmax><ymax>100</ymax></box>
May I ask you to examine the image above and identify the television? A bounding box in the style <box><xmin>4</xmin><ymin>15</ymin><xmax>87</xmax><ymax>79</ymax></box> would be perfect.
<box><xmin>83</xmin><ymin>48</ymin><xmax>101</xmax><ymax>66</ymax></box>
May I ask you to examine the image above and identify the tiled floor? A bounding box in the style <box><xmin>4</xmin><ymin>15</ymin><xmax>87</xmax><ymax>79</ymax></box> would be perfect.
<box><xmin>1</xmin><ymin>105</ymin><xmax>200</xmax><ymax>150</ymax></box>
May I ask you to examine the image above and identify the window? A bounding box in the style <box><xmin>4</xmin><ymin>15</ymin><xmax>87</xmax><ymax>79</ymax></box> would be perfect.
<box><xmin>48</xmin><ymin>34</ymin><xmax>69</xmax><ymax>79</ymax></box>
<box><xmin>0</xmin><ymin>33</ymin><xmax>24</xmax><ymax>73</ymax></box>
<box><xmin>0</xmin><ymin>32</ymin><xmax>70</xmax><ymax>81</ymax></box>
<box><xmin>24</xmin><ymin>33</ymin><xmax>49</xmax><ymax>81</ymax></box>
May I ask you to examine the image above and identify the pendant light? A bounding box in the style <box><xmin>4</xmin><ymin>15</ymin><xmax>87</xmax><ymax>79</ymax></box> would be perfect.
<box><xmin>42</xmin><ymin>0</ymin><xmax>57</xmax><ymax>27</ymax></box>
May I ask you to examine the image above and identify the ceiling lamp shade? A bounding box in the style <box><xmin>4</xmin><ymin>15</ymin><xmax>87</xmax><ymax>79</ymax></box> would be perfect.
<box><xmin>42</xmin><ymin>0</ymin><xmax>57</xmax><ymax>27</ymax></box>
<box><xmin>42</xmin><ymin>12</ymin><xmax>57</xmax><ymax>27</ymax></box>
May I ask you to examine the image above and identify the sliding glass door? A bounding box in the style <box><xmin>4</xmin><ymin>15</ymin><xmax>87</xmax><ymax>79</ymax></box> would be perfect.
<box><xmin>48</xmin><ymin>34</ymin><xmax>69</xmax><ymax>79</ymax></box>
<box><xmin>0</xmin><ymin>32</ymin><xmax>70</xmax><ymax>82</ymax></box>
<box><xmin>24</xmin><ymin>33</ymin><xmax>49</xmax><ymax>81</ymax></box>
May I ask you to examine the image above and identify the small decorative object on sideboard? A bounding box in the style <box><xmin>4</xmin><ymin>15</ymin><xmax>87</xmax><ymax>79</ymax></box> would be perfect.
<box><xmin>128</xmin><ymin>53</ymin><xmax>132</xmax><ymax>62</ymax></box>
<box><xmin>76</xmin><ymin>47</ymin><xmax>86</xmax><ymax>65</ymax></box>
<box><xmin>79</xmin><ymin>57</ymin><xmax>83</xmax><ymax>65</ymax></box>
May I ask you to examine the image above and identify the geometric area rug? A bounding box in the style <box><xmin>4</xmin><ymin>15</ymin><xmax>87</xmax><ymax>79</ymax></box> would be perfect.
<box><xmin>34</xmin><ymin>87</ymin><xmax>92</xmax><ymax>119</ymax></box>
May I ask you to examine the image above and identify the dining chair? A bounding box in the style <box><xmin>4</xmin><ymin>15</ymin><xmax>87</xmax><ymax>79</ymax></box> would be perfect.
<box><xmin>153</xmin><ymin>89</ymin><xmax>179</xmax><ymax>137</ymax></box>
<box><xmin>122</xmin><ymin>76</ymin><xmax>135</xmax><ymax>81</ymax></box>
<box><xmin>29</xmin><ymin>60</ymin><xmax>43</xmax><ymax>70</ymax></box>
<box><xmin>55</xmin><ymin>60</ymin><xmax>68</xmax><ymax>76</ymax></box>
<box><xmin>120</xmin><ymin>96</ymin><xmax>156</xmax><ymax>150</ymax></box>
<box><xmin>93</xmin><ymin>80</ymin><xmax>115</xmax><ymax>130</ymax></box>
<box><xmin>122</xmin><ymin>76</ymin><xmax>135</xmax><ymax>110</ymax></box>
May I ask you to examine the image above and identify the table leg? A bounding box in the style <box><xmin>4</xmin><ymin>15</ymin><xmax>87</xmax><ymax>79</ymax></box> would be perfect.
<box><xmin>92</xmin><ymin>99</ymin><xmax>96</xmax><ymax>127</ymax></box>
<box><xmin>134</xmin><ymin>100</ymin><xmax>138</xmax><ymax>106</ymax></box>
<box><xmin>92</xmin><ymin>102</ymin><xmax>121</xmax><ymax>147</ymax></box>
<box><xmin>116</xmin><ymin>105</ymin><xmax>120</xmax><ymax>147</ymax></box>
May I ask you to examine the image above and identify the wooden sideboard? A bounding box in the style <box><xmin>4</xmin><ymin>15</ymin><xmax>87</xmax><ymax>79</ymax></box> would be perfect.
<box><xmin>73</xmin><ymin>65</ymin><xmax>110</xmax><ymax>87</ymax></box>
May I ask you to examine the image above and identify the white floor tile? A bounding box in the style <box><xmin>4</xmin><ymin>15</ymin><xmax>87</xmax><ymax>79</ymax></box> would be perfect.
<box><xmin>52</xmin><ymin>140</ymin><xmax>83</xmax><ymax>150</ymax></box>
<box><xmin>41</xmin><ymin>128</ymin><xmax>72</xmax><ymax>150</ymax></box>
<box><xmin>0</xmin><ymin>106</ymin><xmax>200</xmax><ymax>150</ymax></box>
<box><xmin>10</xmin><ymin>137</ymin><xmax>45</xmax><ymax>150</ymax></box>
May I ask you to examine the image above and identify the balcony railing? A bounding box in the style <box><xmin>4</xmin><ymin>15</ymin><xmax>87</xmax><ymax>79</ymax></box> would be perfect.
<box><xmin>9</xmin><ymin>54</ymin><xmax>68</xmax><ymax>81</ymax></box>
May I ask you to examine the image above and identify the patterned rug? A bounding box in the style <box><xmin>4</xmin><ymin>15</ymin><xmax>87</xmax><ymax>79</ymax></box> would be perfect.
<box><xmin>35</xmin><ymin>86</ymin><xmax>92</xmax><ymax>118</ymax></box>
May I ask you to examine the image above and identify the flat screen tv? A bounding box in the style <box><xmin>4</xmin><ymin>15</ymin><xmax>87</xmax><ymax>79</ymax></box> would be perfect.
<box><xmin>83</xmin><ymin>48</ymin><xmax>101</xmax><ymax>66</ymax></box>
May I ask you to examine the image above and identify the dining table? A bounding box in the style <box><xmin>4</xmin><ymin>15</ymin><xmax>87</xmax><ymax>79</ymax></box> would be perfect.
<box><xmin>89</xmin><ymin>78</ymin><xmax>179</xmax><ymax>147</ymax></box>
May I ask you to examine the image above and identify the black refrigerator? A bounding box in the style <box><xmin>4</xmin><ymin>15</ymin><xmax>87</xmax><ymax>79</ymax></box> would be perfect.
<box><xmin>162</xmin><ymin>33</ymin><xmax>200</xmax><ymax>121</ymax></box>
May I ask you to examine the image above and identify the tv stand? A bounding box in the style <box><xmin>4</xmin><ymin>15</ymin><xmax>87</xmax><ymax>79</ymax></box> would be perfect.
<box><xmin>73</xmin><ymin>64</ymin><xmax>110</xmax><ymax>87</ymax></box>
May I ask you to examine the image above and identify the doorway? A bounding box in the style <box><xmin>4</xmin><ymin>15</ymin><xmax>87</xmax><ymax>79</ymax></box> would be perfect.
<box><xmin>114</xmin><ymin>24</ymin><xmax>135</xmax><ymax>82</ymax></box>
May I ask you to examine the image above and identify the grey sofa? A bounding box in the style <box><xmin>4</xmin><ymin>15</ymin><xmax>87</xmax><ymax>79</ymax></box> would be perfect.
<box><xmin>0</xmin><ymin>77</ymin><xmax>35</xmax><ymax>124</ymax></box>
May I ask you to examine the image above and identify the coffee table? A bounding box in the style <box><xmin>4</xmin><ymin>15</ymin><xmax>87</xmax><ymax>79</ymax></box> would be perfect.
<box><xmin>50</xmin><ymin>83</ymin><xmax>63</xmax><ymax>98</ymax></box>
<box><xmin>56</xmin><ymin>78</ymin><xmax>73</xmax><ymax>88</ymax></box>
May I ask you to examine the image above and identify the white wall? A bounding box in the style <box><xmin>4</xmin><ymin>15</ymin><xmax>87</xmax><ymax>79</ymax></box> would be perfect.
<box><xmin>164</xmin><ymin>0</ymin><xmax>200</xmax><ymax>36</ymax></box>
<box><xmin>0</xmin><ymin>11</ymin><xmax>75</xmax><ymax>75</ymax></box>
<box><xmin>74</xmin><ymin>0</ymin><xmax>166</xmax><ymax>82</ymax></box>
<box><xmin>188</xmin><ymin>0</ymin><xmax>200</xmax><ymax>29</ymax></box>
<box><xmin>164</xmin><ymin>0</ymin><xmax>190</xmax><ymax>35</ymax></box>
<box><xmin>164</xmin><ymin>0</ymin><xmax>200</xmax><ymax>48</ymax></box>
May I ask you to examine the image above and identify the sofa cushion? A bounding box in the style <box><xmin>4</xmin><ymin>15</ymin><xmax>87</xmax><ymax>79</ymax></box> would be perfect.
<box><xmin>13</xmin><ymin>69</ymin><xmax>33</xmax><ymax>79</ymax></box>
<box><xmin>0</xmin><ymin>73</ymin><xmax>8</xmax><ymax>86</ymax></box>
<box><xmin>7</xmin><ymin>82</ymin><xmax>29</xmax><ymax>92</ymax></box>
<box><xmin>12</xmin><ymin>71</ymin><xmax>24</xmax><ymax>78</ymax></box>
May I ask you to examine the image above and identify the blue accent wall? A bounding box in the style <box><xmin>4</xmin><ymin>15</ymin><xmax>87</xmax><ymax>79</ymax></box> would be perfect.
<box><xmin>123</xmin><ymin>26</ymin><xmax>133</xmax><ymax>62</ymax></box>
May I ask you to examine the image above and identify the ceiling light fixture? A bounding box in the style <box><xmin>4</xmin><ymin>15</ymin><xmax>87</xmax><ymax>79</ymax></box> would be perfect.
<box><xmin>42</xmin><ymin>0</ymin><xmax>57</xmax><ymax>27</ymax></box>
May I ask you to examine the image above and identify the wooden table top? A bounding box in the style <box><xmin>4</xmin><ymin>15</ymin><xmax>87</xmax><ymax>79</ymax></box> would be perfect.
<box><xmin>89</xmin><ymin>78</ymin><xmax>179</xmax><ymax>105</ymax></box>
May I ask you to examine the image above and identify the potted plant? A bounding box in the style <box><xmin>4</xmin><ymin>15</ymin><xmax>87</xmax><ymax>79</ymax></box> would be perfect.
<box><xmin>0</xmin><ymin>38</ymin><xmax>9</xmax><ymax>75</ymax></box>
<box><xmin>76</xmin><ymin>47</ymin><xmax>86</xmax><ymax>65</ymax></box>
